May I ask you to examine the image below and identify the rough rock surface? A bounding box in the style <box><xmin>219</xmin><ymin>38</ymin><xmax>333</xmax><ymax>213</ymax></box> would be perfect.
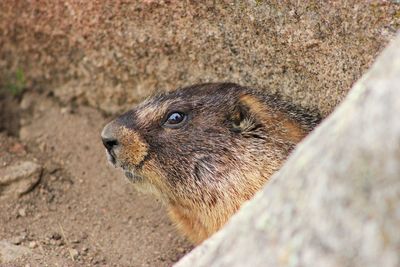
<box><xmin>0</xmin><ymin>241</ymin><xmax>32</xmax><ymax>263</ymax></box>
<box><xmin>0</xmin><ymin>161</ymin><xmax>42</xmax><ymax>198</ymax></box>
<box><xmin>175</xmin><ymin>34</ymin><xmax>400</xmax><ymax>267</ymax></box>
<box><xmin>1</xmin><ymin>1</ymin><xmax>399</xmax><ymax>115</ymax></box>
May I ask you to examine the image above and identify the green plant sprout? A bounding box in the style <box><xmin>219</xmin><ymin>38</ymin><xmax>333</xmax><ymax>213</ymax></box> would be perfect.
<box><xmin>5</xmin><ymin>68</ymin><xmax>26</xmax><ymax>96</ymax></box>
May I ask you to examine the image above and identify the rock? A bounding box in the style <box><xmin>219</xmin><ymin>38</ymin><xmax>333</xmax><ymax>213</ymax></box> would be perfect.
<box><xmin>175</xmin><ymin>34</ymin><xmax>400</xmax><ymax>267</ymax></box>
<box><xmin>0</xmin><ymin>240</ymin><xmax>69</xmax><ymax>265</ymax></box>
<box><xmin>0</xmin><ymin>161</ymin><xmax>42</xmax><ymax>198</ymax></box>
<box><xmin>81</xmin><ymin>246</ymin><xmax>89</xmax><ymax>254</ymax></box>
<box><xmin>19</xmin><ymin>92</ymin><xmax>36</xmax><ymax>111</ymax></box>
<box><xmin>69</xmin><ymin>248</ymin><xmax>79</xmax><ymax>260</ymax></box>
<box><xmin>60</xmin><ymin>106</ymin><xmax>74</xmax><ymax>115</ymax></box>
<box><xmin>18</xmin><ymin>127</ymin><xmax>30</xmax><ymax>141</ymax></box>
<box><xmin>0</xmin><ymin>241</ymin><xmax>32</xmax><ymax>263</ymax></box>
<box><xmin>71</xmin><ymin>238</ymin><xmax>80</xmax><ymax>244</ymax></box>
<box><xmin>18</xmin><ymin>207</ymin><xmax>27</xmax><ymax>217</ymax></box>
<box><xmin>1</xmin><ymin>2</ymin><xmax>398</xmax><ymax>117</ymax></box>
<box><xmin>28</xmin><ymin>241</ymin><xmax>37</xmax><ymax>249</ymax></box>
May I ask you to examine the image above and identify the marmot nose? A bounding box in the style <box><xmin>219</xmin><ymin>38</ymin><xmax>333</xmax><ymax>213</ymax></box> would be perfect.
<box><xmin>101</xmin><ymin>121</ymin><xmax>120</xmax><ymax>153</ymax></box>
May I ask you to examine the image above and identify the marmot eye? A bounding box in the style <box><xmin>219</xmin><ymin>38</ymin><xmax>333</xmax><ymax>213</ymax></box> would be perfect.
<box><xmin>163</xmin><ymin>112</ymin><xmax>187</xmax><ymax>128</ymax></box>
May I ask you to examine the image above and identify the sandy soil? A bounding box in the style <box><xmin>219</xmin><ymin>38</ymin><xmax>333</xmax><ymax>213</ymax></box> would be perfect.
<box><xmin>0</xmin><ymin>91</ymin><xmax>192</xmax><ymax>266</ymax></box>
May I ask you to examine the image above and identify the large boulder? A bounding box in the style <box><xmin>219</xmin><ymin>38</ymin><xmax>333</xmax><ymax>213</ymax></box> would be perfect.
<box><xmin>175</xmin><ymin>33</ymin><xmax>400</xmax><ymax>267</ymax></box>
<box><xmin>0</xmin><ymin>1</ymin><xmax>398</xmax><ymax>115</ymax></box>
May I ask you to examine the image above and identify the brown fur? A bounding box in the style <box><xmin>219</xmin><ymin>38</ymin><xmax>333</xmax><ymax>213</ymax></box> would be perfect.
<box><xmin>119</xmin><ymin>126</ymin><xmax>148</xmax><ymax>166</ymax></box>
<box><xmin>101</xmin><ymin>83</ymin><xmax>320</xmax><ymax>244</ymax></box>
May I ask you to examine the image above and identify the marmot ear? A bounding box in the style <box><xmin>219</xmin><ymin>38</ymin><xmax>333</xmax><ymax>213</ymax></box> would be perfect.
<box><xmin>229</xmin><ymin>94</ymin><xmax>259</xmax><ymax>133</ymax></box>
<box><xmin>232</xmin><ymin>93</ymin><xmax>309</xmax><ymax>143</ymax></box>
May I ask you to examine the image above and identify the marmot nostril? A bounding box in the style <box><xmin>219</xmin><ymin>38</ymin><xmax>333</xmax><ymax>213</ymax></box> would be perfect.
<box><xmin>102</xmin><ymin>138</ymin><xmax>119</xmax><ymax>152</ymax></box>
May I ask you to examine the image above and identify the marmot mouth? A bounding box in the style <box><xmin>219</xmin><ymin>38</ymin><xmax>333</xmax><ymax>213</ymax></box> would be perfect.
<box><xmin>105</xmin><ymin>150</ymin><xmax>117</xmax><ymax>166</ymax></box>
<box><xmin>105</xmin><ymin>149</ymin><xmax>145</xmax><ymax>182</ymax></box>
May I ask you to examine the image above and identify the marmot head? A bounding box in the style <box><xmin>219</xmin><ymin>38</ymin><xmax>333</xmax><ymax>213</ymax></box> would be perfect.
<box><xmin>101</xmin><ymin>83</ymin><xmax>319</xmax><ymax>241</ymax></box>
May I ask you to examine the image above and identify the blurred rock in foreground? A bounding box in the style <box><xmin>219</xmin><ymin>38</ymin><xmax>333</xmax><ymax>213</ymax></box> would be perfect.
<box><xmin>175</xmin><ymin>33</ymin><xmax>400</xmax><ymax>267</ymax></box>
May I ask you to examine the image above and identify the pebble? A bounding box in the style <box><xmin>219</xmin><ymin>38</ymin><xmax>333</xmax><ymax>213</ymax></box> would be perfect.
<box><xmin>18</xmin><ymin>127</ymin><xmax>30</xmax><ymax>141</ymax></box>
<box><xmin>18</xmin><ymin>208</ymin><xmax>27</xmax><ymax>217</ymax></box>
<box><xmin>0</xmin><ymin>240</ymin><xmax>32</xmax><ymax>263</ymax></box>
<box><xmin>28</xmin><ymin>241</ymin><xmax>37</xmax><ymax>249</ymax></box>
<box><xmin>60</xmin><ymin>106</ymin><xmax>73</xmax><ymax>114</ymax></box>
<box><xmin>19</xmin><ymin>93</ymin><xmax>35</xmax><ymax>110</ymax></box>
<box><xmin>177</xmin><ymin>247</ymin><xmax>186</xmax><ymax>253</ymax></box>
<box><xmin>0</xmin><ymin>161</ymin><xmax>42</xmax><ymax>198</ymax></box>
<box><xmin>39</xmin><ymin>142</ymin><xmax>46</xmax><ymax>152</ymax></box>
<box><xmin>70</xmin><ymin>248</ymin><xmax>79</xmax><ymax>260</ymax></box>
<box><xmin>71</xmin><ymin>238</ymin><xmax>80</xmax><ymax>244</ymax></box>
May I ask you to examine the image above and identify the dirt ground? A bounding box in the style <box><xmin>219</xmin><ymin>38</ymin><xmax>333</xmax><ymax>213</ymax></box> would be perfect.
<box><xmin>0</xmin><ymin>91</ymin><xmax>192</xmax><ymax>266</ymax></box>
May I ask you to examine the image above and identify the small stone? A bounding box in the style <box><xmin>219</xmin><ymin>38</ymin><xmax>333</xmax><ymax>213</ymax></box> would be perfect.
<box><xmin>71</xmin><ymin>238</ymin><xmax>80</xmax><ymax>244</ymax></box>
<box><xmin>19</xmin><ymin>93</ymin><xmax>35</xmax><ymax>110</ymax></box>
<box><xmin>18</xmin><ymin>208</ymin><xmax>27</xmax><ymax>217</ymax></box>
<box><xmin>0</xmin><ymin>241</ymin><xmax>32</xmax><ymax>263</ymax></box>
<box><xmin>19</xmin><ymin>127</ymin><xmax>30</xmax><ymax>140</ymax></box>
<box><xmin>28</xmin><ymin>241</ymin><xmax>37</xmax><ymax>249</ymax></box>
<box><xmin>60</xmin><ymin>106</ymin><xmax>72</xmax><ymax>114</ymax></box>
<box><xmin>39</xmin><ymin>142</ymin><xmax>46</xmax><ymax>152</ymax></box>
<box><xmin>0</xmin><ymin>161</ymin><xmax>42</xmax><ymax>198</ymax></box>
<box><xmin>177</xmin><ymin>247</ymin><xmax>186</xmax><ymax>253</ymax></box>
<box><xmin>70</xmin><ymin>248</ymin><xmax>79</xmax><ymax>260</ymax></box>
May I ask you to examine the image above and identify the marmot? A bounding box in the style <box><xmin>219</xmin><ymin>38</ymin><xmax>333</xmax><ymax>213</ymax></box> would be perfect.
<box><xmin>101</xmin><ymin>83</ymin><xmax>320</xmax><ymax>244</ymax></box>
